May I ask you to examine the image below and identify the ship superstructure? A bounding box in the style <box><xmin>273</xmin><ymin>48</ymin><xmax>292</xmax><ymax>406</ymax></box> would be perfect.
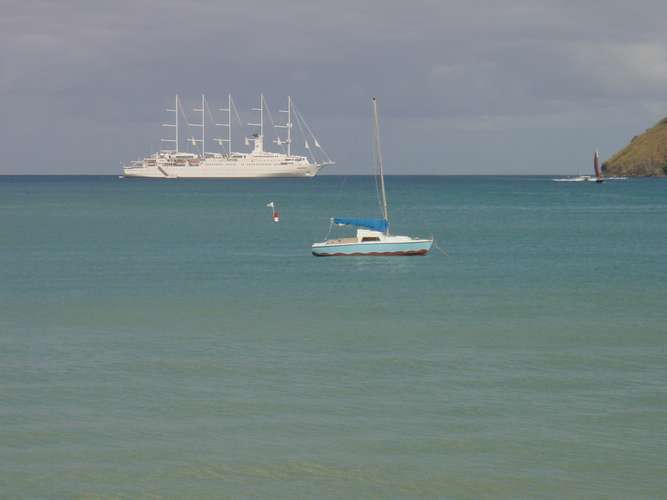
<box><xmin>122</xmin><ymin>94</ymin><xmax>333</xmax><ymax>179</ymax></box>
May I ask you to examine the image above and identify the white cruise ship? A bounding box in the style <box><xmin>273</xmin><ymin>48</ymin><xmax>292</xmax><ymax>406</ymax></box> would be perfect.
<box><xmin>122</xmin><ymin>94</ymin><xmax>333</xmax><ymax>179</ymax></box>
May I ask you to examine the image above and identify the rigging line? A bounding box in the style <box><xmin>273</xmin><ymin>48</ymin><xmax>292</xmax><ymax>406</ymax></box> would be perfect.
<box><xmin>179</xmin><ymin>98</ymin><xmax>200</xmax><ymax>155</ymax></box>
<box><xmin>298</xmin><ymin>108</ymin><xmax>325</xmax><ymax>165</ymax></box>
<box><xmin>331</xmin><ymin>174</ymin><xmax>349</xmax><ymax>227</ymax></box>
<box><xmin>432</xmin><ymin>238</ymin><xmax>448</xmax><ymax>256</ymax></box>
<box><xmin>292</xmin><ymin>104</ymin><xmax>317</xmax><ymax>145</ymax></box>
<box><xmin>293</xmin><ymin>109</ymin><xmax>315</xmax><ymax>164</ymax></box>
<box><xmin>230</xmin><ymin>96</ymin><xmax>243</xmax><ymax>128</ymax></box>
<box><xmin>323</xmin><ymin>217</ymin><xmax>334</xmax><ymax>240</ymax></box>
<box><xmin>372</xmin><ymin>98</ymin><xmax>388</xmax><ymax>222</ymax></box>
<box><xmin>324</xmin><ymin>174</ymin><xmax>348</xmax><ymax>225</ymax></box>
<box><xmin>370</xmin><ymin>112</ymin><xmax>383</xmax><ymax>219</ymax></box>
<box><xmin>228</xmin><ymin>96</ymin><xmax>243</xmax><ymax>157</ymax></box>
<box><xmin>292</xmin><ymin>104</ymin><xmax>331</xmax><ymax>163</ymax></box>
<box><xmin>335</xmin><ymin>175</ymin><xmax>348</xmax><ymax>205</ymax></box>
<box><xmin>303</xmin><ymin>108</ymin><xmax>331</xmax><ymax>162</ymax></box>
<box><xmin>206</xmin><ymin>99</ymin><xmax>225</xmax><ymax>154</ymax></box>
<box><xmin>293</xmin><ymin>107</ymin><xmax>319</xmax><ymax>164</ymax></box>
<box><xmin>202</xmin><ymin>99</ymin><xmax>219</xmax><ymax>155</ymax></box>
<box><xmin>204</xmin><ymin>100</ymin><xmax>217</xmax><ymax>133</ymax></box>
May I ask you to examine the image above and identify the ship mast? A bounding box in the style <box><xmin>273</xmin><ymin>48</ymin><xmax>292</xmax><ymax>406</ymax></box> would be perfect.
<box><xmin>260</xmin><ymin>93</ymin><xmax>264</xmax><ymax>138</ymax></box>
<box><xmin>372</xmin><ymin>97</ymin><xmax>389</xmax><ymax>229</ymax></box>
<box><xmin>201</xmin><ymin>94</ymin><xmax>205</xmax><ymax>155</ymax></box>
<box><xmin>161</xmin><ymin>94</ymin><xmax>179</xmax><ymax>152</ymax></box>
<box><xmin>191</xmin><ymin>94</ymin><xmax>206</xmax><ymax>155</ymax></box>
<box><xmin>226</xmin><ymin>93</ymin><xmax>231</xmax><ymax>154</ymax></box>
<box><xmin>216</xmin><ymin>94</ymin><xmax>232</xmax><ymax>156</ymax></box>
<box><xmin>249</xmin><ymin>93</ymin><xmax>264</xmax><ymax>137</ymax></box>
<box><xmin>275</xmin><ymin>96</ymin><xmax>292</xmax><ymax>156</ymax></box>
<box><xmin>288</xmin><ymin>96</ymin><xmax>292</xmax><ymax>156</ymax></box>
<box><xmin>176</xmin><ymin>95</ymin><xmax>179</xmax><ymax>152</ymax></box>
<box><xmin>247</xmin><ymin>93</ymin><xmax>265</xmax><ymax>152</ymax></box>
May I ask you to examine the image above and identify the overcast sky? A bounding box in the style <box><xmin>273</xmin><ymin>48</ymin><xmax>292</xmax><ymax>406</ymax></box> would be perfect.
<box><xmin>2</xmin><ymin>0</ymin><xmax>667</xmax><ymax>174</ymax></box>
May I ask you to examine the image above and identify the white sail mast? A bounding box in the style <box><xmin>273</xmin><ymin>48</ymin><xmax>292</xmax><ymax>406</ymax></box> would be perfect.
<box><xmin>176</xmin><ymin>95</ymin><xmax>179</xmax><ymax>152</ymax></box>
<box><xmin>372</xmin><ymin>97</ymin><xmax>389</xmax><ymax>228</ymax></box>
<box><xmin>201</xmin><ymin>94</ymin><xmax>205</xmax><ymax>154</ymax></box>
<box><xmin>161</xmin><ymin>94</ymin><xmax>179</xmax><ymax>152</ymax></box>
<box><xmin>247</xmin><ymin>93</ymin><xmax>265</xmax><ymax>152</ymax></box>
<box><xmin>287</xmin><ymin>95</ymin><xmax>292</xmax><ymax>156</ymax></box>
<box><xmin>249</xmin><ymin>93</ymin><xmax>264</xmax><ymax>138</ymax></box>
<box><xmin>216</xmin><ymin>93</ymin><xmax>232</xmax><ymax>156</ymax></box>
<box><xmin>261</xmin><ymin>94</ymin><xmax>264</xmax><ymax>138</ymax></box>
<box><xmin>275</xmin><ymin>95</ymin><xmax>292</xmax><ymax>156</ymax></box>
<box><xmin>191</xmin><ymin>94</ymin><xmax>206</xmax><ymax>155</ymax></box>
<box><xmin>226</xmin><ymin>93</ymin><xmax>231</xmax><ymax>154</ymax></box>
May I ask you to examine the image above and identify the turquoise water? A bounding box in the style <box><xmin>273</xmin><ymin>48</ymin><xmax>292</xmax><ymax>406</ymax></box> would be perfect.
<box><xmin>1</xmin><ymin>175</ymin><xmax>666</xmax><ymax>498</ymax></box>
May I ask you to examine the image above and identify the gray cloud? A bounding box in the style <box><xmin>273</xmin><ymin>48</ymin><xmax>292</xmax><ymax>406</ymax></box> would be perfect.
<box><xmin>1</xmin><ymin>0</ymin><xmax>667</xmax><ymax>174</ymax></box>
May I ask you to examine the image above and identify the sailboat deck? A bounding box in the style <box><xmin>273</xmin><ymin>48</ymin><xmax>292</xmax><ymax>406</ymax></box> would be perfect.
<box><xmin>326</xmin><ymin>237</ymin><xmax>358</xmax><ymax>244</ymax></box>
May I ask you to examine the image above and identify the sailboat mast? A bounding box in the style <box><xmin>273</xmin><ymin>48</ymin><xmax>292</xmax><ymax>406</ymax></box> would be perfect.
<box><xmin>201</xmin><ymin>94</ymin><xmax>205</xmax><ymax>155</ymax></box>
<box><xmin>261</xmin><ymin>93</ymin><xmax>264</xmax><ymax>138</ymax></box>
<box><xmin>287</xmin><ymin>96</ymin><xmax>292</xmax><ymax>157</ymax></box>
<box><xmin>372</xmin><ymin>97</ymin><xmax>389</xmax><ymax>227</ymax></box>
<box><xmin>275</xmin><ymin>96</ymin><xmax>292</xmax><ymax>155</ymax></box>
<box><xmin>175</xmin><ymin>94</ymin><xmax>179</xmax><ymax>152</ymax></box>
<box><xmin>216</xmin><ymin>94</ymin><xmax>232</xmax><ymax>156</ymax></box>
<box><xmin>228</xmin><ymin>94</ymin><xmax>232</xmax><ymax>155</ymax></box>
<box><xmin>249</xmin><ymin>94</ymin><xmax>265</xmax><ymax>149</ymax></box>
<box><xmin>253</xmin><ymin>93</ymin><xmax>264</xmax><ymax>139</ymax></box>
<box><xmin>161</xmin><ymin>94</ymin><xmax>179</xmax><ymax>152</ymax></box>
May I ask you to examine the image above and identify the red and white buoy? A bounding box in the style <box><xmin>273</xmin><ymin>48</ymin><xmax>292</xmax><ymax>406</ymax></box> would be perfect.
<box><xmin>267</xmin><ymin>201</ymin><xmax>280</xmax><ymax>222</ymax></box>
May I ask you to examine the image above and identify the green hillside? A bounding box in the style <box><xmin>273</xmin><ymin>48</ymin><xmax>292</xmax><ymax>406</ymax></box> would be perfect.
<box><xmin>603</xmin><ymin>118</ymin><xmax>667</xmax><ymax>176</ymax></box>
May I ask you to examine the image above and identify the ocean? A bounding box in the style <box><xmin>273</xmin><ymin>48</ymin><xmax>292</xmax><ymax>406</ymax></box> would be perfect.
<box><xmin>1</xmin><ymin>175</ymin><xmax>666</xmax><ymax>498</ymax></box>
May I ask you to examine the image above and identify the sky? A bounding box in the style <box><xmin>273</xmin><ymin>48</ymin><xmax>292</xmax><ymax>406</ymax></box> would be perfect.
<box><xmin>2</xmin><ymin>0</ymin><xmax>667</xmax><ymax>175</ymax></box>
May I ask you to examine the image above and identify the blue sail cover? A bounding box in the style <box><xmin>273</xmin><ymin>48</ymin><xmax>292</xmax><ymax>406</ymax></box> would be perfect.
<box><xmin>334</xmin><ymin>217</ymin><xmax>388</xmax><ymax>232</ymax></box>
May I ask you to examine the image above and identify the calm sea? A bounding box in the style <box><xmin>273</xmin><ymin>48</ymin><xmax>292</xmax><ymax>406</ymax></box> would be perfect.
<box><xmin>1</xmin><ymin>175</ymin><xmax>666</xmax><ymax>498</ymax></box>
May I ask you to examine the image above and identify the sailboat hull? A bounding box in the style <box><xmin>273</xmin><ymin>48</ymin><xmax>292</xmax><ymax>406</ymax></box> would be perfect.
<box><xmin>312</xmin><ymin>239</ymin><xmax>433</xmax><ymax>257</ymax></box>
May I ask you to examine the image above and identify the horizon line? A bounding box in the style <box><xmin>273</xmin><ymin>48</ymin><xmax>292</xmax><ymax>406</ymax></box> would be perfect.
<box><xmin>0</xmin><ymin>173</ymin><xmax>596</xmax><ymax>178</ymax></box>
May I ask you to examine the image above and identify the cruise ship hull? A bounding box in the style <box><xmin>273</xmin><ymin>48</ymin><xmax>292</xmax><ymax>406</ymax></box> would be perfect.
<box><xmin>122</xmin><ymin>164</ymin><xmax>322</xmax><ymax>179</ymax></box>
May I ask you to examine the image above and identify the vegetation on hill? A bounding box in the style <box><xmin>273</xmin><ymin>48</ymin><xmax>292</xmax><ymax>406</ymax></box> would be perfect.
<box><xmin>603</xmin><ymin>117</ymin><xmax>667</xmax><ymax>176</ymax></box>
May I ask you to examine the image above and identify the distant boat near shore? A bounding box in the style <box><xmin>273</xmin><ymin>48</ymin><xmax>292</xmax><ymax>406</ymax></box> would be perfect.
<box><xmin>553</xmin><ymin>150</ymin><xmax>626</xmax><ymax>182</ymax></box>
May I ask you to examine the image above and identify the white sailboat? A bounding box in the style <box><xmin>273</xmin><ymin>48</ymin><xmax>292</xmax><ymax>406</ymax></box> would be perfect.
<box><xmin>312</xmin><ymin>97</ymin><xmax>433</xmax><ymax>257</ymax></box>
<box><xmin>122</xmin><ymin>94</ymin><xmax>334</xmax><ymax>179</ymax></box>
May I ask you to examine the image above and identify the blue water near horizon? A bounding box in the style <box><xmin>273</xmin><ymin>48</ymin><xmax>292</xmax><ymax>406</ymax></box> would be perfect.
<box><xmin>1</xmin><ymin>175</ymin><xmax>666</xmax><ymax>498</ymax></box>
